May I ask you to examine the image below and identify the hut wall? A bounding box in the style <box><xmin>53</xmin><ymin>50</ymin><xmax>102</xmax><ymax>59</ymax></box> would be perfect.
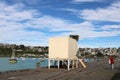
<box><xmin>49</xmin><ymin>37</ymin><xmax>78</xmax><ymax>59</ymax></box>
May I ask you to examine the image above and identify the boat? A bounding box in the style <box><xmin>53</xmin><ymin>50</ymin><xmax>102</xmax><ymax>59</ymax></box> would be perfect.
<box><xmin>21</xmin><ymin>57</ymin><xmax>26</xmax><ymax>60</ymax></box>
<box><xmin>9</xmin><ymin>58</ymin><xmax>18</xmax><ymax>63</ymax></box>
<box><xmin>9</xmin><ymin>49</ymin><xmax>18</xmax><ymax>63</ymax></box>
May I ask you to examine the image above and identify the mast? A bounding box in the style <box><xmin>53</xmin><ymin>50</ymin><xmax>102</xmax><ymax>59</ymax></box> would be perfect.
<box><xmin>11</xmin><ymin>48</ymin><xmax>15</xmax><ymax>59</ymax></box>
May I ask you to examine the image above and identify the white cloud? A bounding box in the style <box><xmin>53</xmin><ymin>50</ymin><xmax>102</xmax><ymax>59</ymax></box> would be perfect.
<box><xmin>60</xmin><ymin>1</ymin><xmax>120</xmax><ymax>22</ymax></box>
<box><xmin>72</xmin><ymin>0</ymin><xmax>103</xmax><ymax>3</ymax></box>
<box><xmin>0</xmin><ymin>2</ymin><xmax>120</xmax><ymax>46</ymax></box>
<box><xmin>0</xmin><ymin>3</ymin><xmax>45</xmax><ymax>46</ymax></box>
<box><xmin>101</xmin><ymin>25</ymin><xmax>120</xmax><ymax>30</ymax></box>
<box><xmin>0</xmin><ymin>3</ymin><xmax>40</xmax><ymax>22</ymax></box>
<box><xmin>80</xmin><ymin>1</ymin><xmax>120</xmax><ymax>22</ymax></box>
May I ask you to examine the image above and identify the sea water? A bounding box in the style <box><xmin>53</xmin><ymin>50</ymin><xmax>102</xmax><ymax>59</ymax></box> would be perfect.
<box><xmin>0</xmin><ymin>57</ymin><xmax>48</xmax><ymax>72</ymax></box>
<box><xmin>0</xmin><ymin>57</ymin><xmax>96</xmax><ymax>72</ymax></box>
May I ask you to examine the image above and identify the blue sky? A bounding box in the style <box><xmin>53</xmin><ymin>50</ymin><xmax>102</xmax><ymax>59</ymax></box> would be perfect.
<box><xmin>0</xmin><ymin>0</ymin><xmax>120</xmax><ymax>48</ymax></box>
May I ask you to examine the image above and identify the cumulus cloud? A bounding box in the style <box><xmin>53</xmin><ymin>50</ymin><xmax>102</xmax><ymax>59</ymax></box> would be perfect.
<box><xmin>0</xmin><ymin>2</ymin><xmax>120</xmax><ymax>46</ymax></box>
<box><xmin>101</xmin><ymin>25</ymin><xmax>120</xmax><ymax>30</ymax></box>
<box><xmin>0</xmin><ymin>2</ymin><xmax>44</xmax><ymax>45</ymax></box>
<box><xmin>65</xmin><ymin>1</ymin><xmax>120</xmax><ymax>22</ymax></box>
<box><xmin>80</xmin><ymin>1</ymin><xmax>120</xmax><ymax>22</ymax></box>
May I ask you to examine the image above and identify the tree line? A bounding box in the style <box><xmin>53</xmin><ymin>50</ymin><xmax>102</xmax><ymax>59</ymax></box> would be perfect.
<box><xmin>0</xmin><ymin>44</ymin><xmax>48</xmax><ymax>57</ymax></box>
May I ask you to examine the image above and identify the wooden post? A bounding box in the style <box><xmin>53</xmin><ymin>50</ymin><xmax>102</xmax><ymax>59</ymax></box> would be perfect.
<box><xmin>58</xmin><ymin>59</ymin><xmax>60</xmax><ymax>69</ymax></box>
<box><xmin>36</xmin><ymin>62</ymin><xmax>40</xmax><ymax>70</ymax></box>
<box><xmin>72</xmin><ymin>60</ymin><xmax>75</xmax><ymax>69</ymax></box>
<box><xmin>76</xmin><ymin>59</ymin><xmax>78</xmax><ymax>68</ymax></box>
<box><xmin>48</xmin><ymin>59</ymin><xmax>50</xmax><ymax>69</ymax></box>
<box><xmin>68</xmin><ymin>60</ymin><xmax>70</xmax><ymax>70</ymax></box>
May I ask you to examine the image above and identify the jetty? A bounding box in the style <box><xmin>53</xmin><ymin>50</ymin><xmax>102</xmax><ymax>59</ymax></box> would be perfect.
<box><xmin>0</xmin><ymin>35</ymin><xmax>120</xmax><ymax>80</ymax></box>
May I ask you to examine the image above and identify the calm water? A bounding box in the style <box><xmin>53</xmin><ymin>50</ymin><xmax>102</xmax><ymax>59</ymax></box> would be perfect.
<box><xmin>0</xmin><ymin>57</ymin><xmax>96</xmax><ymax>72</ymax></box>
<box><xmin>0</xmin><ymin>57</ymin><xmax>48</xmax><ymax>72</ymax></box>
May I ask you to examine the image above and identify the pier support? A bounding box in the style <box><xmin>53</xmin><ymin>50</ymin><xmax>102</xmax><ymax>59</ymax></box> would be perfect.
<box><xmin>76</xmin><ymin>60</ymin><xmax>78</xmax><ymax>68</ymax></box>
<box><xmin>72</xmin><ymin>60</ymin><xmax>75</xmax><ymax>69</ymax></box>
<box><xmin>68</xmin><ymin>60</ymin><xmax>70</xmax><ymax>70</ymax></box>
<box><xmin>48</xmin><ymin>59</ymin><xmax>50</xmax><ymax>69</ymax></box>
<box><xmin>58</xmin><ymin>59</ymin><xmax>60</xmax><ymax>69</ymax></box>
<box><xmin>48</xmin><ymin>58</ymin><xmax>86</xmax><ymax>70</ymax></box>
<box><xmin>36</xmin><ymin>62</ymin><xmax>40</xmax><ymax>70</ymax></box>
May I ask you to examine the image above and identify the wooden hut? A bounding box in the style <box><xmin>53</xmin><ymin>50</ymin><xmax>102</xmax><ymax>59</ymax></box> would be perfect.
<box><xmin>48</xmin><ymin>35</ymin><xmax>80</xmax><ymax>70</ymax></box>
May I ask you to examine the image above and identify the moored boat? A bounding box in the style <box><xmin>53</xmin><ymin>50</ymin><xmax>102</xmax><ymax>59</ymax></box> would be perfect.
<box><xmin>9</xmin><ymin>49</ymin><xmax>18</xmax><ymax>63</ymax></box>
<box><xmin>9</xmin><ymin>58</ymin><xmax>17</xmax><ymax>63</ymax></box>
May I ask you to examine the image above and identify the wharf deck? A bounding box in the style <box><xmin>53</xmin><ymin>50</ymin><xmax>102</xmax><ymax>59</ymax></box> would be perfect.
<box><xmin>0</xmin><ymin>59</ymin><xmax>120</xmax><ymax>80</ymax></box>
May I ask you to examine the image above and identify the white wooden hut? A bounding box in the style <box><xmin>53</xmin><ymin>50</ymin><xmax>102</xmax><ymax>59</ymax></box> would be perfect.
<box><xmin>48</xmin><ymin>35</ymin><xmax>79</xmax><ymax>70</ymax></box>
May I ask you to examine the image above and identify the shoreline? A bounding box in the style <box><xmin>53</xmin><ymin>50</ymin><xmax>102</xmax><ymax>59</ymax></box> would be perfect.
<box><xmin>0</xmin><ymin>58</ymin><xmax>120</xmax><ymax>80</ymax></box>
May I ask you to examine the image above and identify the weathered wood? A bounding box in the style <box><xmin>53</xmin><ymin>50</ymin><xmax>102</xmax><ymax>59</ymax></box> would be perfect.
<box><xmin>72</xmin><ymin>60</ymin><xmax>75</xmax><ymax>69</ymax></box>
<box><xmin>36</xmin><ymin>62</ymin><xmax>40</xmax><ymax>70</ymax></box>
<box><xmin>79</xmin><ymin>59</ymin><xmax>86</xmax><ymax>68</ymax></box>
